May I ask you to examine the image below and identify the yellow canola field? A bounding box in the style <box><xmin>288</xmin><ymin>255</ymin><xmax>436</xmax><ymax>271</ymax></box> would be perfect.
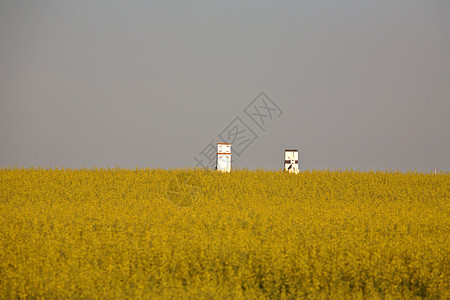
<box><xmin>0</xmin><ymin>168</ymin><xmax>449</xmax><ymax>299</ymax></box>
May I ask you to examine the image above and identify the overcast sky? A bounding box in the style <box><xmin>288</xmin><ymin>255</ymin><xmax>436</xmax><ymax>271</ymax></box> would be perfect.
<box><xmin>1</xmin><ymin>1</ymin><xmax>449</xmax><ymax>171</ymax></box>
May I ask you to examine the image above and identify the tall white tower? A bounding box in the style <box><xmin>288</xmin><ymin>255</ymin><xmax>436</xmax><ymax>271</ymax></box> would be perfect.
<box><xmin>217</xmin><ymin>143</ymin><xmax>231</xmax><ymax>172</ymax></box>
<box><xmin>284</xmin><ymin>149</ymin><xmax>299</xmax><ymax>174</ymax></box>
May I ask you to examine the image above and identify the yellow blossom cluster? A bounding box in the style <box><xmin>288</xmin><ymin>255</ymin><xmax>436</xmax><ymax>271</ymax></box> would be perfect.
<box><xmin>0</xmin><ymin>167</ymin><xmax>448</xmax><ymax>298</ymax></box>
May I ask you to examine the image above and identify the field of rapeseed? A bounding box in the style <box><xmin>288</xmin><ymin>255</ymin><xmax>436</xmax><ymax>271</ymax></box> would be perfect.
<box><xmin>0</xmin><ymin>167</ymin><xmax>449</xmax><ymax>298</ymax></box>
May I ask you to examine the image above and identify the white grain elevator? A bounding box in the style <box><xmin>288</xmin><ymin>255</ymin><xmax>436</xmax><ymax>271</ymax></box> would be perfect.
<box><xmin>284</xmin><ymin>149</ymin><xmax>299</xmax><ymax>174</ymax></box>
<box><xmin>217</xmin><ymin>143</ymin><xmax>231</xmax><ymax>172</ymax></box>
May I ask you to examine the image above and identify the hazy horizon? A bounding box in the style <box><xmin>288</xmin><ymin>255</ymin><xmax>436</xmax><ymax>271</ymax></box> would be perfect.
<box><xmin>1</xmin><ymin>1</ymin><xmax>449</xmax><ymax>172</ymax></box>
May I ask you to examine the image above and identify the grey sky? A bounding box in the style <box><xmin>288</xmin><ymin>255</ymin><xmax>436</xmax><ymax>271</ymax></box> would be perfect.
<box><xmin>1</xmin><ymin>1</ymin><xmax>449</xmax><ymax>171</ymax></box>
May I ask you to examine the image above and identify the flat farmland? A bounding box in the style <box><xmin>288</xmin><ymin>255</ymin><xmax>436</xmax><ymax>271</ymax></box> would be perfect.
<box><xmin>0</xmin><ymin>168</ymin><xmax>448</xmax><ymax>298</ymax></box>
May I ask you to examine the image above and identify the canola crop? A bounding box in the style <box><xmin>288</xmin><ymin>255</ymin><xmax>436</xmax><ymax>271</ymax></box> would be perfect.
<box><xmin>0</xmin><ymin>167</ymin><xmax>449</xmax><ymax>298</ymax></box>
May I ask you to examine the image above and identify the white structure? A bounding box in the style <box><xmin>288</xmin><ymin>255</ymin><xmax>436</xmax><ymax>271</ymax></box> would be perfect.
<box><xmin>217</xmin><ymin>143</ymin><xmax>231</xmax><ymax>172</ymax></box>
<box><xmin>284</xmin><ymin>149</ymin><xmax>299</xmax><ymax>174</ymax></box>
